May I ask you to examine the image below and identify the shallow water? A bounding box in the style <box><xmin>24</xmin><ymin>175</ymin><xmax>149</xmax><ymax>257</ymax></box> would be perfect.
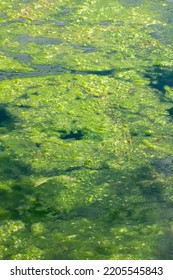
<box><xmin>0</xmin><ymin>0</ymin><xmax>173</xmax><ymax>260</ymax></box>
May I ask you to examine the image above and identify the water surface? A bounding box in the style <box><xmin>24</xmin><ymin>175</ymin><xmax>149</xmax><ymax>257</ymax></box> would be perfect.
<box><xmin>0</xmin><ymin>0</ymin><xmax>173</xmax><ymax>260</ymax></box>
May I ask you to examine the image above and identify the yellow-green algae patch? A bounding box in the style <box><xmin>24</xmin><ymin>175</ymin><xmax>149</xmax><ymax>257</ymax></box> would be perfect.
<box><xmin>0</xmin><ymin>0</ymin><xmax>173</xmax><ymax>259</ymax></box>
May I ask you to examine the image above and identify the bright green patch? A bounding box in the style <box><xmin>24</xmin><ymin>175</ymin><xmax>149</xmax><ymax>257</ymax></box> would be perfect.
<box><xmin>0</xmin><ymin>0</ymin><xmax>173</xmax><ymax>260</ymax></box>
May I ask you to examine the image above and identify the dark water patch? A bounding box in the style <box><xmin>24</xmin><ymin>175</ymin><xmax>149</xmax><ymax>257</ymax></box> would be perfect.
<box><xmin>120</xmin><ymin>0</ymin><xmax>143</xmax><ymax>7</ymax></box>
<box><xmin>149</xmin><ymin>32</ymin><xmax>161</xmax><ymax>40</ymax></box>
<box><xmin>59</xmin><ymin>129</ymin><xmax>85</xmax><ymax>140</ymax></box>
<box><xmin>2</xmin><ymin>18</ymin><xmax>26</xmax><ymax>26</ymax></box>
<box><xmin>145</xmin><ymin>66</ymin><xmax>173</xmax><ymax>94</ymax></box>
<box><xmin>26</xmin><ymin>0</ymin><xmax>35</xmax><ymax>2</ymax></box>
<box><xmin>99</xmin><ymin>20</ymin><xmax>113</xmax><ymax>26</ymax></box>
<box><xmin>73</xmin><ymin>44</ymin><xmax>97</xmax><ymax>53</ymax></box>
<box><xmin>99</xmin><ymin>20</ymin><xmax>123</xmax><ymax>27</ymax></box>
<box><xmin>32</xmin><ymin>19</ymin><xmax>52</xmax><ymax>25</ymax></box>
<box><xmin>0</xmin><ymin>179</ymin><xmax>37</xmax><ymax>222</ymax></box>
<box><xmin>0</xmin><ymin>64</ymin><xmax>65</xmax><ymax>81</ymax></box>
<box><xmin>20</xmin><ymin>93</ymin><xmax>30</xmax><ymax>99</ymax></box>
<box><xmin>54</xmin><ymin>21</ymin><xmax>66</xmax><ymax>27</ymax></box>
<box><xmin>15</xmin><ymin>34</ymin><xmax>36</xmax><ymax>43</ymax></box>
<box><xmin>0</xmin><ymin>49</ymin><xmax>32</xmax><ymax>67</ymax></box>
<box><xmin>13</xmin><ymin>53</ymin><xmax>32</xmax><ymax>63</ymax></box>
<box><xmin>52</xmin><ymin>7</ymin><xmax>76</xmax><ymax>22</ymax></box>
<box><xmin>156</xmin><ymin>229</ymin><xmax>173</xmax><ymax>260</ymax></box>
<box><xmin>59</xmin><ymin>8</ymin><xmax>76</xmax><ymax>15</ymax></box>
<box><xmin>22</xmin><ymin>0</ymin><xmax>35</xmax><ymax>3</ymax></box>
<box><xmin>70</xmin><ymin>68</ymin><xmax>115</xmax><ymax>76</ymax></box>
<box><xmin>0</xmin><ymin>155</ymin><xmax>32</xmax><ymax>186</ymax></box>
<box><xmin>0</xmin><ymin>105</ymin><xmax>15</xmax><ymax>131</ymax></box>
<box><xmin>15</xmin><ymin>34</ymin><xmax>61</xmax><ymax>45</ymax></box>
<box><xmin>32</xmin><ymin>64</ymin><xmax>65</xmax><ymax>72</ymax></box>
<box><xmin>0</xmin><ymin>13</ymin><xmax>7</xmax><ymax>18</ymax></box>
<box><xmin>19</xmin><ymin>91</ymin><xmax>39</xmax><ymax>99</ymax></box>
<box><xmin>139</xmin><ymin>179</ymin><xmax>163</xmax><ymax>202</ymax></box>
<box><xmin>0</xmin><ymin>107</ymin><xmax>10</xmax><ymax>123</ymax></box>
<box><xmin>149</xmin><ymin>26</ymin><xmax>173</xmax><ymax>45</ymax></box>
<box><xmin>0</xmin><ymin>65</ymin><xmax>118</xmax><ymax>81</ymax></box>
<box><xmin>106</xmin><ymin>50</ymin><xmax>118</xmax><ymax>56</ymax></box>
<box><xmin>154</xmin><ymin>1</ymin><xmax>173</xmax><ymax>44</ymax></box>
<box><xmin>32</xmin><ymin>37</ymin><xmax>61</xmax><ymax>45</ymax></box>
<box><xmin>151</xmin><ymin>156</ymin><xmax>173</xmax><ymax>176</ymax></box>
<box><xmin>167</xmin><ymin>106</ymin><xmax>173</xmax><ymax>119</ymax></box>
<box><xmin>0</xmin><ymin>154</ymin><xmax>34</xmax><ymax>221</ymax></box>
<box><xmin>148</xmin><ymin>24</ymin><xmax>164</xmax><ymax>41</ymax></box>
<box><xmin>16</xmin><ymin>104</ymin><xmax>32</xmax><ymax>109</ymax></box>
<box><xmin>31</xmin><ymin>20</ymin><xmax>66</xmax><ymax>27</ymax></box>
<box><xmin>31</xmin><ymin>91</ymin><xmax>39</xmax><ymax>96</ymax></box>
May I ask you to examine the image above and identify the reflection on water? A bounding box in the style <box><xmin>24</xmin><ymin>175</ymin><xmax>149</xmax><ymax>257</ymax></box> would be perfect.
<box><xmin>0</xmin><ymin>0</ymin><xmax>173</xmax><ymax>260</ymax></box>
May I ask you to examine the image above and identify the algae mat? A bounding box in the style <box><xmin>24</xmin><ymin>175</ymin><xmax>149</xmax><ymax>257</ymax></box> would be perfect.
<box><xmin>0</xmin><ymin>0</ymin><xmax>173</xmax><ymax>260</ymax></box>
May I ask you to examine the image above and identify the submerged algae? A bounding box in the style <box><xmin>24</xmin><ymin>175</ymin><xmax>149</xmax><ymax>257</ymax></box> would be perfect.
<box><xmin>0</xmin><ymin>0</ymin><xmax>173</xmax><ymax>260</ymax></box>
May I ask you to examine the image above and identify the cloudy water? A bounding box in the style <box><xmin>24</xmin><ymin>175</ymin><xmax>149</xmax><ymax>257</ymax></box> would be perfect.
<box><xmin>0</xmin><ymin>0</ymin><xmax>173</xmax><ymax>260</ymax></box>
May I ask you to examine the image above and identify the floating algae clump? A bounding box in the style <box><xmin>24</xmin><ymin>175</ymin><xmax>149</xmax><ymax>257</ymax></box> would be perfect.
<box><xmin>0</xmin><ymin>0</ymin><xmax>173</xmax><ymax>259</ymax></box>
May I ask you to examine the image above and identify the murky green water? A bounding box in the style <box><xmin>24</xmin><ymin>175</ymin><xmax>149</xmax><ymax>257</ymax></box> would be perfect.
<box><xmin>0</xmin><ymin>0</ymin><xmax>173</xmax><ymax>260</ymax></box>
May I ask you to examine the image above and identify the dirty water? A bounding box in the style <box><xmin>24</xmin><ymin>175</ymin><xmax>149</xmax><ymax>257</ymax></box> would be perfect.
<box><xmin>0</xmin><ymin>0</ymin><xmax>173</xmax><ymax>260</ymax></box>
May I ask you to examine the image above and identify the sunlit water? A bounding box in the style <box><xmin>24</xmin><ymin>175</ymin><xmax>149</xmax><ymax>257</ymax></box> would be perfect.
<box><xmin>0</xmin><ymin>0</ymin><xmax>173</xmax><ymax>260</ymax></box>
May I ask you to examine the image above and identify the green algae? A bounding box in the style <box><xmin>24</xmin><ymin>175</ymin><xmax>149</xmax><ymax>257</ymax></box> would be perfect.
<box><xmin>0</xmin><ymin>0</ymin><xmax>173</xmax><ymax>260</ymax></box>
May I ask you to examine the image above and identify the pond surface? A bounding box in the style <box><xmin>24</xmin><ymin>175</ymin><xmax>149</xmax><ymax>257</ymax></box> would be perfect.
<box><xmin>0</xmin><ymin>0</ymin><xmax>173</xmax><ymax>260</ymax></box>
